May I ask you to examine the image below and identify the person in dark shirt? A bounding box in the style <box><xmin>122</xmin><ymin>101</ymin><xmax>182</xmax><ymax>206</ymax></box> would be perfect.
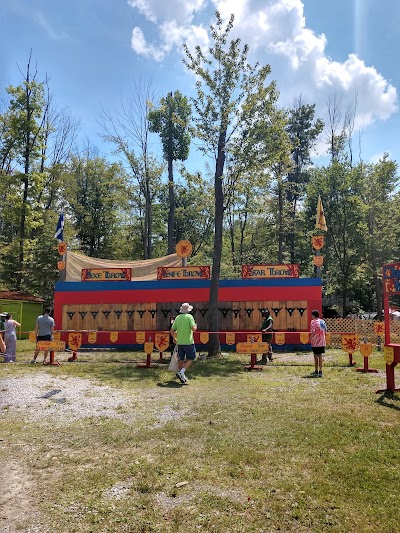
<box><xmin>260</xmin><ymin>309</ymin><xmax>273</xmax><ymax>362</ymax></box>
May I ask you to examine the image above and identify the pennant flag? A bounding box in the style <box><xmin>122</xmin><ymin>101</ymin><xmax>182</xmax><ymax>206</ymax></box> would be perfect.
<box><xmin>315</xmin><ymin>196</ymin><xmax>327</xmax><ymax>232</ymax></box>
<box><xmin>54</xmin><ymin>213</ymin><xmax>65</xmax><ymax>241</ymax></box>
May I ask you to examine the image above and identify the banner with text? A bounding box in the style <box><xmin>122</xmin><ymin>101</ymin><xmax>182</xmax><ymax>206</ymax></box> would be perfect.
<box><xmin>241</xmin><ymin>264</ymin><xmax>300</xmax><ymax>279</ymax></box>
<box><xmin>157</xmin><ymin>266</ymin><xmax>211</xmax><ymax>280</ymax></box>
<box><xmin>81</xmin><ymin>268</ymin><xmax>132</xmax><ymax>281</ymax></box>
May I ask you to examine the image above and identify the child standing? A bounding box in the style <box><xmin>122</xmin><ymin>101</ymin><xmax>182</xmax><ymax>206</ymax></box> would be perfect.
<box><xmin>310</xmin><ymin>309</ymin><xmax>327</xmax><ymax>377</ymax></box>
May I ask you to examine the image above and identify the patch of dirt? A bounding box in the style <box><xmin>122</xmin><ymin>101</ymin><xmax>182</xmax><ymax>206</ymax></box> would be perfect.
<box><xmin>0</xmin><ymin>458</ymin><xmax>45</xmax><ymax>532</ymax></box>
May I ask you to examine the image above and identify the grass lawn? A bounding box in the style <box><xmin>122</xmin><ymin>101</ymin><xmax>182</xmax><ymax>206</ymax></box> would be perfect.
<box><xmin>0</xmin><ymin>342</ymin><xmax>399</xmax><ymax>532</ymax></box>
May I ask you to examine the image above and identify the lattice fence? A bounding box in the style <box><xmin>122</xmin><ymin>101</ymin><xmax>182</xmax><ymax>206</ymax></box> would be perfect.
<box><xmin>325</xmin><ymin>318</ymin><xmax>400</xmax><ymax>348</ymax></box>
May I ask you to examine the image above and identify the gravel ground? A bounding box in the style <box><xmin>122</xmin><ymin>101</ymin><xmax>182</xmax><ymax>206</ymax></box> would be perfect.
<box><xmin>0</xmin><ymin>373</ymin><xmax>186</xmax><ymax>426</ymax></box>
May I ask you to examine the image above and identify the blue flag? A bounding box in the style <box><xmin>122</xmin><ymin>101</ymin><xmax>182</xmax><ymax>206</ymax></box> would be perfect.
<box><xmin>54</xmin><ymin>213</ymin><xmax>64</xmax><ymax>241</ymax></box>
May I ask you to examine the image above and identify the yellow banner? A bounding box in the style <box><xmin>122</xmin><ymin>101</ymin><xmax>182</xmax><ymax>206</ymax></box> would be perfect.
<box><xmin>300</xmin><ymin>332</ymin><xmax>309</xmax><ymax>344</ymax></box>
<box><xmin>88</xmin><ymin>331</ymin><xmax>97</xmax><ymax>344</ymax></box>
<box><xmin>110</xmin><ymin>332</ymin><xmax>119</xmax><ymax>343</ymax></box>
<box><xmin>226</xmin><ymin>332</ymin><xmax>235</xmax><ymax>345</ymax></box>
<box><xmin>144</xmin><ymin>342</ymin><xmax>154</xmax><ymax>355</ymax></box>
<box><xmin>247</xmin><ymin>333</ymin><xmax>262</xmax><ymax>343</ymax></box>
<box><xmin>275</xmin><ymin>332</ymin><xmax>285</xmax><ymax>345</ymax></box>
<box><xmin>29</xmin><ymin>331</ymin><xmax>36</xmax><ymax>343</ymax></box>
<box><xmin>236</xmin><ymin>342</ymin><xmax>270</xmax><ymax>354</ymax></box>
<box><xmin>342</xmin><ymin>334</ymin><xmax>359</xmax><ymax>353</ymax></box>
<box><xmin>360</xmin><ymin>342</ymin><xmax>372</xmax><ymax>357</ymax></box>
<box><xmin>53</xmin><ymin>331</ymin><xmax>61</xmax><ymax>341</ymax></box>
<box><xmin>68</xmin><ymin>332</ymin><xmax>82</xmax><ymax>351</ymax></box>
<box><xmin>155</xmin><ymin>333</ymin><xmax>170</xmax><ymax>352</ymax></box>
<box><xmin>37</xmin><ymin>340</ymin><xmax>66</xmax><ymax>351</ymax></box>
<box><xmin>136</xmin><ymin>331</ymin><xmax>145</xmax><ymax>344</ymax></box>
<box><xmin>384</xmin><ymin>345</ymin><xmax>394</xmax><ymax>365</ymax></box>
<box><xmin>315</xmin><ymin>195</ymin><xmax>327</xmax><ymax>231</ymax></box>
<box><xmin>373</xmin><ymin>322</ymin><xmax>385</xmax><ymax>337</ymax></box>
<box><xmin>200</xmin><ymin>332</ymin><xmax>209</xmax><ymax>344</ymax></box>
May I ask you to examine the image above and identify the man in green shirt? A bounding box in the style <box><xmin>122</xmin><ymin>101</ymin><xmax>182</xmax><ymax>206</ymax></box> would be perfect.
<box><xmin>171</xmin><ymin>302</ymin><xmax>197</xmax><ymax>384</ymax></box>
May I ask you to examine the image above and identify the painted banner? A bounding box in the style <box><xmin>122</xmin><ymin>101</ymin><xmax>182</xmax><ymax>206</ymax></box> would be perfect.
<box><xmin>88</xmin><ymin>331</ymin><xmax>97</xmax><ymax>344</ymax></box>
<box><xmin>241</xmin><ymin>264</ymin><xmax>300</xmax><ymax>279</ymax></box>
<box><xmin>247</xmin><ymin>333</ymin><xmax>262</xmax><ymax>343</ymax></box>
<box><xmin>200</xmin><ymin>332</ymin><xmax>209</xmax><ymax>344</ymax></box>
<box><xmin>236</xmin><ymin>342</ymin><xmax>269</xmax><ymax>354</ymax></box>
<box><xmin>300</xmin><ymin>332</ymin><xmax>309</xmax><ymax>344</ymax></box>
<box><xmin>144</xmin><ymin>342</ymin><xmax>154</xmax><ymax>355</ymax></box>
<box><xmin>383</xmin><ymin>262</ymin><xmax>400</xmax><ymax>293</ymax></box>
<box><xmin>155</xmin><ymin>333</ymin><xmax>170</xmax><ymax>352</ymax></box>
<box><xmin>157</xmin><ymin>266</ymin><xmax>210</xmax><ymax>280</ymax></box>
<box><xmin>81</xmin><ymin>268</ymin><xmax>132</xmax><ymax>281</ymax></box>
<box><xmin>136</xmin><ymin>331</ymin><xmax>145</xmax><ymax>344</ymax></box>
<box><xmin>360</xmin><ymin>342</ymin><xmax>372</xmax><ymax>357</ymax></box>
<box><xmin>342</xmin><ymin>334</ymin><xmax>359</xmax><ymax>353</ymax></box>
<box><xmin>110</xmin><ymin>332</ymin><xmax>119</xmax><ymax>343</ymax></box>
<box><xmin>275</xmin><ymin>332</ymin><xmax>285</xmax><ymax>345</ymax></box>
<box><xmin>311</xmin><ymin>236</ymin><xmax>324</xmax><ymax>250</ymax></box>
<box><xmin>384</xmin><ymin>345</ymin><xmax>394</xmax><ymax>364</ymax></box>
<box><xmin>226</xmin><ymin>332</ymin><xmax>235</xmax><ymax>345</ymax></box>
<box><xmin>37</xmin><ymin>340</ymin><xmax>66</xmax><ymax>351</ymax></box>
<box><xmin>373</xmin><ymin>322</ymin><xmax>385</xmax><ymax>336</ymax></box>
<box><xmin>68</xmin><ymin>332</ymin><xmax>82</xmax><ymax>351</ymax></box>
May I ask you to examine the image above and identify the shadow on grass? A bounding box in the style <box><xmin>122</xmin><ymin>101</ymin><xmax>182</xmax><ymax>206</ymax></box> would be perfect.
<box><xmin>376</xmin><ymin>392</ymin><xmax>400</xmax><ymax>411</ymax></box>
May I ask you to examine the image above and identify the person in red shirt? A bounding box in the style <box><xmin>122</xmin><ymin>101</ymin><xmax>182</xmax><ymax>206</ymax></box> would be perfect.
<box><xmin>310</xmin><ymin>309</ymin><xmax>327</xmax><ymax>377</ymax></box>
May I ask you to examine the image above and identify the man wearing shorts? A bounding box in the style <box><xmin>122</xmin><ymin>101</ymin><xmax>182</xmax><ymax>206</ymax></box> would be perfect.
<box><xmin>31</xmin><ymin>308</ymin><xmax>55</xmax><ymax>364</ymax></box>
<box><xmin>310</xmin><ymin>309</ymin><xmax>327</xmax><ymax>377</ymax></box>
<box><xmin>171</xmin><ymin>302</ymin><xmax>197</xmax><ymax>384</ymax></box>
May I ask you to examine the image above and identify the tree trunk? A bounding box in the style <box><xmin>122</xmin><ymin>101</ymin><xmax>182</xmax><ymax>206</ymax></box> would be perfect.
<box><xmin>208</xmin><ymin>131</ymin><xmax>226</xmax><ymax>356</ymax></box>
<box><xmin>167</xmin><ymin>155</ymin><xmax>175</xmax><ymax>254</ymax></box>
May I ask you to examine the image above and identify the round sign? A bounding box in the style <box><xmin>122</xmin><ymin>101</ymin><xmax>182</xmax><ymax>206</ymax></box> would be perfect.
<box><xmin>313</xmin><ymin>255</ymin><xmax>324</xmax><ymax>267</ymax></box>
<box><xmin>176</xmin><ymin>240</ymin><xmax>192</xmax><ymax>258</ymax></box>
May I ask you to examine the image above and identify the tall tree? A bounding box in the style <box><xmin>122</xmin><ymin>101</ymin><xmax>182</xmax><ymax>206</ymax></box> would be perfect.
<box><xmin>148</xmin><ymin>91</ymin><xmax>191</xmax><ymax>254</ymax></box>
<box><xmin>184</xmin><ymin>12</ymin><xmax>282</xmax><ymax>355</ymax></box>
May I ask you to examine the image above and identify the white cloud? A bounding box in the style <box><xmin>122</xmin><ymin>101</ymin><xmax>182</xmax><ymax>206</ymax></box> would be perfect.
<box><xmin>128</xmin><ymin>0</ymin><xmax>398</xmax><ymax>135</ymax></box>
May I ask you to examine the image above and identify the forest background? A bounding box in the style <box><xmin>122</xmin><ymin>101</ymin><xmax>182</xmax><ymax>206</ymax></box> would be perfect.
<box><xmin>1</xmin><ymin>13</ymin><xmax>399</xmax><ymax>328</ymax></box>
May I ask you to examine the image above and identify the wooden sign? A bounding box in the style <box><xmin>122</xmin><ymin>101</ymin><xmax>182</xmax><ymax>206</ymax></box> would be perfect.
<box><xmin>311</xmin><ymin>236</ymin><xmax>324</xmax><ymax>250</ymax></box>
<box><xmin>200</xmin><ymin>332</ymin><xmax>209</xmax><ymax>344</ymax></box>
<box><xmin>81</xmin><ymin>268</ymin><xmax>132</xmax><ymax>281</ymax></box>
<box><xmin>53</xmin><ymin>331</ymin><xmax>61</xmax><ymax>341</ymax></box>
<box><xmin>57</xmin><ymin>260</ymin><xmax>66</xmax><ymax>271</ymax></box>
<box><xmin>236</xmin><ymin>342</ymin><xmax>270</xmax><ymax>354</ymax></box>
<box><xmin>157</xmin><ymin>266</ymin><xmax>210</xmax><ymax>280</ymax></box>
<box><xmin>176</xmin><ymin>240</ymin><xmax>193</xmax><ymax>258</ymax></box>
<box><xmin>88</xmin><ymin>331</ymin><xmax>97</xmax><ymax>344</ymax></box>
<box><xmin>342</xmin><ymin>334</ymin><xmax>359</xmax><ymax>353</ymax></box>
<box><xmin>384</xmin><ymin>345</ymin><xmax>394</xmax><ymax>365</ymax></box>
<box><xmin>373</xmin><ymin>322</ymin><xmax>385</xmax><ymax>336</ymax></box>
<box><xmin>313</xmin><ymin>255</ymin><xmax>324</xmax><ymax>267</ymax></box>
<box><xmin>144</xmin><ymin>342</ymin><xmax>154</xmax><ymax>355</ymax></box>
<box><xmin>155</xmin><ymin>333</ymin><xmax>170</xmax><ymax>352</ymax></box>
<box><xmin>57</xmin><ymin>242</ymin><xmax>67</xmax><ymax>255</ymax></box>
<box><xmin>226</xmin><ymin>332</ymin><xmax>235</xmax><ymax>345</ymax></box>
<box><xmin>136</xmin><ymin>331</ymin><xmax>145</xmax><ymax>344</ymax></box>
<box><xmin>37</xmin><ymin>340</ymin><xmax>66</xmax><ymax>351</ymax></box>
<box><xmin>300</xmin><ymin>332</ymin><xmax>309</xmax><ymax>344</ymax></box>
<box><xmin>360</xmin><ymin>342</ymin><xmax>372</xmax><ymax>357</ymax></box>
<box><xmin>68</xmin><ymin>332</ymin><xmax>82</xmax><ymax>351</ymax></box>
<box><xmin>241</xmin><ymin>264</ymin><xmax>299</xmax><ymax>279</ymax></box>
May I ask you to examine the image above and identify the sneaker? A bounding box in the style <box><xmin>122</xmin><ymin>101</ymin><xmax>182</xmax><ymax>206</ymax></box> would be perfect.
<box><xmin>312</xmin><ymin>370</ymin><xmax>318</xmax><ymax>377</ymax></box>
<box><xmin>268</xmin><ymin>356</ymin><xmax>273</xmax><ymax>362</ymax></box>
<box><xmin>176</xmin><ymin>371</ymin><xmax>186</xmax><ymax>384</ymax></box>
<box><xmin>30</xmin><ymin>359</ymin><xmax>37</xmax><ymax>364</ymax></box>
<box><xmin>318</xmin><ymin>371</ymin><xmax>322</xmax><ymax>377</ymax></box>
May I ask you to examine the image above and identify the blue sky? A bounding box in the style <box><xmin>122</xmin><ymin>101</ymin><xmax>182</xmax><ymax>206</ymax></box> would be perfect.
<box><xmin>1</xmin><ymin>0</ymin><xmax>399</xmax><ymax>171</ymax></box>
